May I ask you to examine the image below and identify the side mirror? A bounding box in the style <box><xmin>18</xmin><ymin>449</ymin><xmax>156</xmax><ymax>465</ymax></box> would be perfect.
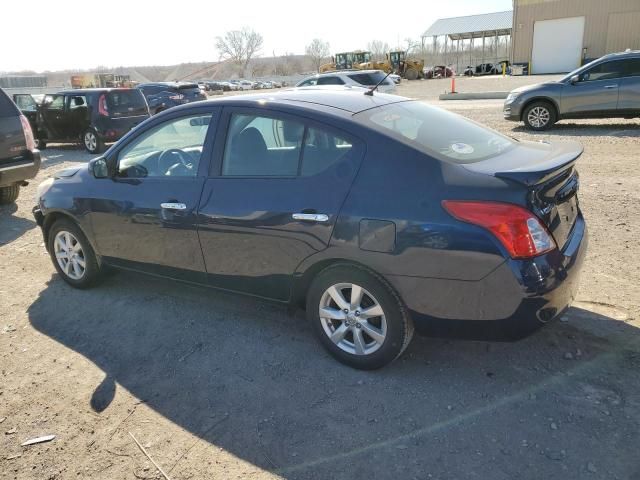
<box><xmin>570</xmin><ymin>74</ymin><xmax>580</xmax><ymax>84</ymax></box>
<box><xmin>90</xmin><ymin>157</ymin><xmax>112</xmax><ymax>178</ymax></box>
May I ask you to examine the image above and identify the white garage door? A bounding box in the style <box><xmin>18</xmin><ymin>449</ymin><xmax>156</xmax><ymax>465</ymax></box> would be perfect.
<box><xmin>532</xmin><ymin>16</ymin><xmax>585</xmax><ymax>74</ymax></box>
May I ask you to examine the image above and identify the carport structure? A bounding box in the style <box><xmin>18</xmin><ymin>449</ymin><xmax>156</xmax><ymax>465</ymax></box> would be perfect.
<box><xmin>421</xmin><ymin>10</ymin><xmax>512</xmax><ymax>74</ymax></box>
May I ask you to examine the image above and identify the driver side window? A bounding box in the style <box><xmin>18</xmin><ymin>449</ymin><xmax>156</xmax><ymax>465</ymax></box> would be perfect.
<box><xmin>117</xmin><ymin>113</ymin><xmax>212</xmax><ymax>178</ymax></box>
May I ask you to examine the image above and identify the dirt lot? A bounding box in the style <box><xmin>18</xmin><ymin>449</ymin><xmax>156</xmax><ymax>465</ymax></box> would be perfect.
<box><xmin>1</xmin><ymin>79</ymin><xmax>639</xmax><ymax>480</ymax></box>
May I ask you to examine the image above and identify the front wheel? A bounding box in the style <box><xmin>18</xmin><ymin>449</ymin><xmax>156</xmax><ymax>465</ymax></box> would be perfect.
<box><xmin>47</xmin><ymin>219</ymin><xmax>102</xmax><ymax>288</ymax></box>
<box><xmin>405</xmin><ymin>68</ymin><xmax>419</xmax><ymax>80</ymax></box>
<box><xmin>307</xmin><ymin>264</ymin><xmax>414</xmax><ymax>369</ymax></box>
<box><xmin>83</xmin><ymin>129</ymin><xmax>105</xmax><ymax>154</ymax></box>
<box><xmin>523</xmin><ymin>101</ymin><xmax>557</xmax><ymax>131</ymax></box>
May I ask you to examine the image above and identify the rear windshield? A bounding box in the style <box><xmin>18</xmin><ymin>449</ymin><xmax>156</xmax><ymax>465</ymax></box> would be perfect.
<box><xmin>355</xmin><ymin>101</ymin><xmax>515</xmax><ymax>164</ymax></box>
<box><xmin>347</xmin><ymin>72</ymin><xmax>392</xmax><ymax>86</ymax></box>
<box><xmin>106</xmin><ymin>90</ymin><xmax>148</xmax><ymax>117</ymax></box>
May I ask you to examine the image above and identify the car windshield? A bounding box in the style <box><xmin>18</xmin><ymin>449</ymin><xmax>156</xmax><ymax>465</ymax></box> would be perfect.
<box><xmin>355</xmin><ymin>101</ymin><xmax>516</xmax><ymax>164</ymax></box>
<box><xmin>107</xmin><ymin>90</ymin><xmax>148</xmax><ymax>117</ymax></box>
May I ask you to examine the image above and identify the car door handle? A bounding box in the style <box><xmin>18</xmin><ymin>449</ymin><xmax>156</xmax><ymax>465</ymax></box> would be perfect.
<box><xmin>603</xmin><ymin>85</ymin><xmax>618</xmax><ymax>89</ymax></box>
<box><xmin>161</xmin><ymin>202</ymin><xmax>187</xmax><ymax>210</ymax></box>
<box><xmin>292</xmin><ymin>213</ymin><xmax>329</xmax><ymax>222</ymax></box>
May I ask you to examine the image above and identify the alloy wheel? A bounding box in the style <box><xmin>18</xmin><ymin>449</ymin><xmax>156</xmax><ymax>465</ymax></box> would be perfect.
<box><xmin>84</xmin><ymin>131</ymin><xmax>97</xmax><ymax>152</ymax></box>
<box><xmin>527</xmin><ymin>106</ymin><xmax>550</xmax><ymax>128</ymax></box>
<box><xmin>53</xmin><ymin>230</ymin><xmax>86</xmax><ymax>280</ymax></box>
<box><xmin>319</xmin><ymin>283</ymin><xmax>387</xmax><ymax>355</ymax></box>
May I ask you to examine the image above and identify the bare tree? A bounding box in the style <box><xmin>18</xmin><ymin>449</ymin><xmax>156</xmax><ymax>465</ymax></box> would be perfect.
<box><xmin>305</xmin><ymin>38</ymin><xmax>330</xmax><ymax>72</ymax></box>
<box><xmin>215</xmin><ymin>27</ymin><xmax>264</xmax><ymax>75</ymax></box>
<box><xmin>367</xmin><ymin>40</ymin><xmax>390</xmax><ymax>61</ymax></box>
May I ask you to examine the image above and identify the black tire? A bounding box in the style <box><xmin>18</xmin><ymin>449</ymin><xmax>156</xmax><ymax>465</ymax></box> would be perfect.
<box><xmin>523</xmin><ymin>101</ymin><xmax>557</xmax><ymax>131</ymax></box>
<box><xmin>306</xmin><ymin>264</ymin><xmax>414</xmax><ymax>370</ymax></box>
<box><xmin>405</xmin><ymin>68</ymin><xmax>419</xmax><ymax>81</ymax></box>
<box><xmin>47</xmin><ymin>218</ymin><xmax>102</xmax><ymax>289</ymax></box>
<box><xmin>83</xmin><ymin>129</ymin><xmax>105</xmax><ymax>154</ymax></box>
<box><xmin>0</xmin><ymin>184</ymin><xmax>20</xmax><ymax>205</ymax></box>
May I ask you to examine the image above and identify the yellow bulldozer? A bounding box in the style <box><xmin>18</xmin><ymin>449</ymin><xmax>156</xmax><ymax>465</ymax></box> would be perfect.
<box><xmin>388</xmin><ymin>51</ymin><xmax>424</xmax><ymax>80</ymax></box>
<box><xmin>319</xmin><ymin>52</ymin><xmax>355</xmax><ymax>73</ymax></box>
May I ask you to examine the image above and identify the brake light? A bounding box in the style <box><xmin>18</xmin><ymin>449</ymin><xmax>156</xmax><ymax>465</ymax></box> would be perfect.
<box><xmin>19</xmin><ymin>115</ymin><xmax>36</xmax><ymax>151</ymax></box>
<box><xmin>442</xmin><ymin>200</ymin><xmax>556</xmax><ymax>259</ymax></box>
<box><xmin>169</xmin><ymin>94</ymin><xmax>184</xmax><ymax>100</ymax></box>
<box><xmin>98</xmin><ymin>94</ymin><xmax>109</xmax><ymax>116</ymax></box>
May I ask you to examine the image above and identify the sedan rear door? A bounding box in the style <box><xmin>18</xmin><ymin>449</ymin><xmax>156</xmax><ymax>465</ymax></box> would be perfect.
<box><xmin>196</xmin><ymin>108</ymin><xmax>365</xmax><ymax>301</ymax></box>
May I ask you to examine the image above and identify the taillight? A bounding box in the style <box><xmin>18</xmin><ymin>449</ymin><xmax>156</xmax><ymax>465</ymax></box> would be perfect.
<box><xmin>98</xmin><ymin>94</ymin><xmax>109</xmax><ymax>116</ymax></box>
<box><xmin>19</xmin><ymin>115</ymin><xmax>36</xmax><ymax>151</ymax></box>
<box><xmin>442</xmin><ymin>200</ymin><xmax>556</xmax><ymax>259</ymax></box>
<box><xmin>169</xmin><ymin>94</ymin><xmax>184</xmax><ymax>100</ymax></box>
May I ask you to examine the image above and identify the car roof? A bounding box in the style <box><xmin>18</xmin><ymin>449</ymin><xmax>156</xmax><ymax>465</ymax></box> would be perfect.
<box><xmin>601</xmin><ymin>50</ymin><xmax>640</xmax><ymax>60</ymax></box>
<box><xmin>177</xmin><ymin>86</ymin><xmax>409</xmax><ymax>115</ymax></box>
<box><xmin>56</xmin><ymin>88</ymin><xmax>138</xmax><ymax>95</ymax></box>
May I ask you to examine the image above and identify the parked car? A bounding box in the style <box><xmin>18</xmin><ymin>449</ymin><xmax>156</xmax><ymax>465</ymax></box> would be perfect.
<box><xmin>0</xmin><ymin>87</ymin><xmax>41</xmax><ymax>204</ymax></box>
<box><xmin>137</xmin><ymin>82</ymin><xmax>207</xmax><ymax>115</ymax></box>
<box><xmin>424</xmin><ymin>65</ymin><xmax>454</xmax><ymax>79</ymax></box>
<box><xmin>464</xmin><ymin>63</ymin><xmax>499</xmax><ymax>76</ymax></box>
<box><xmin>389</xmin><ymin>74</ymin><xmax>401</xmax><ymax>84</ymax></box>
<box><xmin>12</xmin><ymin>93</ymin><xmax>45</xmax><ymax>146</ymax></box>
<box><xmin>504</xmin><ymin>50</ymin><xmax>640</xmax><ymax>130</ymax></box>
<box><xmin>296</xmin><ymin>70</ymin><xmax>396</xmax><ymax>93</ymax></box>
<box><xmin>33</xmin><ymin>88</ymin><xmax>587</xmax><ymax>369</ymax></box>
<box><xmin>238</xmin><ymin>80</ymin><xmax>254</xmax><ymax>91</ymax></box>
<box><xmin>14</xmin><ymin>88</ymin><xmax>150</xmax><ymax>154</ymax></box>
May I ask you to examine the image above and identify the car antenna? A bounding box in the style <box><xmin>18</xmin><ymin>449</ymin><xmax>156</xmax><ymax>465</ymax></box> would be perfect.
<box><xmin>364</xmin><ymin>71</ymin><xmax>392</xmax><ymax>96</ymax></box>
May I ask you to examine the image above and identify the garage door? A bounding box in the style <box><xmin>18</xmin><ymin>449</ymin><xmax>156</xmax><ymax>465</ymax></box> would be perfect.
<box><xmin>531</xmin><ymin>16</ymin><xmax>585</xmax><ymax>74</ymax></box>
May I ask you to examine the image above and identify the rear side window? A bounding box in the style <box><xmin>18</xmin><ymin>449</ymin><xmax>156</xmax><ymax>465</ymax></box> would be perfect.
<box><xmin>106</xmin><ymin>90</ymin><xmax>148</xmax><ymax>117</ymax></box>
<box><xmin>301</xmin><ymin>128</ymin><xmax>352</xmax><ymax>176</ymax></box>
<box><xmin>623</xmin><ymin>58</ymin><xmax>640</xmax><ymax>77</ymax></box>
<box><xmin>356</xmin><ymin>101</ymin><xmax>515</xmax><ymax>164</ymax></box>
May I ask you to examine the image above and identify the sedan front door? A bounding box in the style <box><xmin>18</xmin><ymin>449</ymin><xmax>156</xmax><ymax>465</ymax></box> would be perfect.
<box><xmin>88</xmin><ymin>108</ymin><xmax>218</xmax><ymax>281</ymax></box>
<box><xmin>197</xmin><ymin>108</ymin><xmax>364</xmax><ymax>301</ymax></box>
<box><xmin>561</xmin><ymin>59</ymin><xmax>625</xmax><ymax>116</ymax></box>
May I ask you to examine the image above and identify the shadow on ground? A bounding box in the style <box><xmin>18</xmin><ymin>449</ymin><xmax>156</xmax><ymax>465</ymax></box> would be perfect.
<box><xmin>0</xmin><ymin>203</ymin><xmax>36</xmax><ymax>245</ymax></box>
<box><xmin>512</xmin><ymin>122</ymin><xmax>640</xmax><ymax>138</ymax></box>
<box><xmin>28</xmin><ymin>271</ymin><xmax>640</xmax><ymax>479</ymax></box>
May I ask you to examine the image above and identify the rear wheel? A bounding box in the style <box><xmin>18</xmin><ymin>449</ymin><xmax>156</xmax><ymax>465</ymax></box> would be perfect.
<box><xmin>0</xmin><ymin>184</ymin><xmax>20</xmax><ymax>205</ymax></box>
<box><xmin>83</xmin><ymin>129</ymin><xmax>105</xmax><ymax>154</ymax></box>
<box><xmin>523</xmin><ymin>101</ymin><xmax>557</xmax><ymax>131</ymax></box>
<box><xmin>47</xmin><ymin>219</ymin><xmax>102</xmax><ymax>288</ymax></box>
<box><xmin>306</xmin><ymin>264</ymin><xmax>414</xmax><ymax>370</ymax></box>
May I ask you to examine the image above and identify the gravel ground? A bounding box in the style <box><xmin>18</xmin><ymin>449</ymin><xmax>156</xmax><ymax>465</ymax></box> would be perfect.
<box><xmin>1</xmin><ymin>80</ymin><xmax>639</xmax><ymax>480</ymax></box>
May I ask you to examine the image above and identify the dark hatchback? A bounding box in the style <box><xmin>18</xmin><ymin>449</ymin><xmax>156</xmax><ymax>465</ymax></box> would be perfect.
<box><xmin>15</xmin><ymin>88</ymin><xmax>150</xmax><ymax>154</ymax></box>
<box><xmin>33</xmin><ymin>88</ymin><xmax>587</xmax><ymax>369</ymax></box>
<box><xmin>137</xmin><ymin>82</ymin><xmax>207</xmax><ymax>115</ymax></box>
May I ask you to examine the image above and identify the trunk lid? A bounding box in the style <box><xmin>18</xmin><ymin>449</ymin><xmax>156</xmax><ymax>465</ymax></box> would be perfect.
<box><xmin>464</xmin><ymin>140</ymin><xmax>583</xmax><ymax>249</ymax></box>
<box><xmin>173</xmin><ymin>84</ymin><xmax>206</xmax><ymax>103</ymax></box>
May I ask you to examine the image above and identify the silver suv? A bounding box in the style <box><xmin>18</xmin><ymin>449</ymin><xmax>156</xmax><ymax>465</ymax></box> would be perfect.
<box><xmin>504</xmin><ymin>50</ymin><xmax>640</xmax><ymax>130</ymax></box>
<box><xmin>296</xmin><ymin>70</ymin><xmax>396</xmax><ymax>94</ymax></box>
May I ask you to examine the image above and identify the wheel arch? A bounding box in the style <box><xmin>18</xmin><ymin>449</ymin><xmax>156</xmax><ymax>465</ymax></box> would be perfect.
<box><xmin>520</xmin><ymin>97</ymin><xmax>559</xmax><ymax>121</ymax></box>
<box><xmin>42</xmin><ymin>211</ymin><xmax>97</xmax><ymax>259</ymax></box>
<box><xmin>291</xmin><ymin>257</ymin><xmax>398</xmax><ymax>311</ymax></box>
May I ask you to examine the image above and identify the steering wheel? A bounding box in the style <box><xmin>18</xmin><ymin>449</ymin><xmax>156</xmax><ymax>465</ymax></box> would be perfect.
<box><xmin>158</xmin><ymin>148</ymin><xmax>192</xmax><ymax>175</ymax></box>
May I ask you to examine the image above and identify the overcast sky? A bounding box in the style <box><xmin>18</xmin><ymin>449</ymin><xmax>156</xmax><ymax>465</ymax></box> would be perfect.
<box><xmin>2</xmin><ymin>0</ymin><xmax>512</xmax><ymax>72</ymax></box>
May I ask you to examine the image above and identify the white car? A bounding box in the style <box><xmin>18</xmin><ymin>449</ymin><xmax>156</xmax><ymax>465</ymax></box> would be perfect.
<box><xmin>296</xmin><ymin>70</ymin><xmax>396</xmax><ymax>94</ymax></box>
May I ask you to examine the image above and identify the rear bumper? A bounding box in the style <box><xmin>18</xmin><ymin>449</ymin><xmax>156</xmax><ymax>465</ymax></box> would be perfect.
<box><xmin>388</xmin><ymin>213</ymin><xmax>588</xmax><ymax>340</ymax></box>
<box><xmin>0</xmin><ymin>150</ymin><xmax>41</xmax><ymax>187</ymax></box>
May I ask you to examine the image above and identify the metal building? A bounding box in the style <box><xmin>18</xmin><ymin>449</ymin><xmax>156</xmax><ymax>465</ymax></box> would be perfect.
<box><xmin>512</xmin><ymin>0</ymin><xmax>640</xmax><ymax>74</ymax></box>
<box><xmin>0</xmin><ymin>75</ymin><xmax>48</xmax><ymax>89</ymax></box>
<box><xmin>422</xmin><ymin>11</ymin><xmax>513</xmax><ymax>74</ymax></box>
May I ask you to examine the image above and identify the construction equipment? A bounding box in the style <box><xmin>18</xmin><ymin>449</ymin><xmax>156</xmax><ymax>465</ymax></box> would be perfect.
<box><xmin>388</xmin><ymin>51</ymin><xmax>424</xmax><ymax>80</ymax></box>
<box><xmin>319</xmin><ymin>52</ymin><xmax>355</xmax><ymax>73</ymax></box>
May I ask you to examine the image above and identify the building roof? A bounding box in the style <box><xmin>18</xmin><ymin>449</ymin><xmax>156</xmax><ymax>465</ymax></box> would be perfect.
<box><xmin>422</xmin><ymin>10</ymin><xmax>513</xmax><ymax>40</ymax></box>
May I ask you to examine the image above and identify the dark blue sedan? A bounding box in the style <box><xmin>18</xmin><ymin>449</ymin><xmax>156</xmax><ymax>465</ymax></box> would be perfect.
<box><xmin>33</xmin><ymin>87</ymin><xmax>587</xmax><ymax>369</ymax></box>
